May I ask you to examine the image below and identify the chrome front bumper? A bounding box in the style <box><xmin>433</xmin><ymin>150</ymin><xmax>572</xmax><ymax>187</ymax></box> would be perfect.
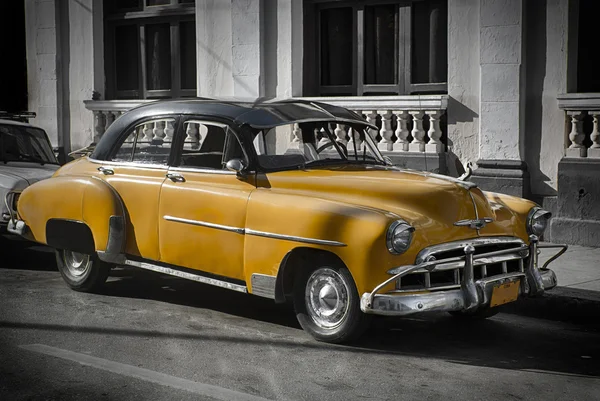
<box><xmin>360</xmin><ymin>235</ymin><xmax>567</xmax><ymax>316</ymax></box>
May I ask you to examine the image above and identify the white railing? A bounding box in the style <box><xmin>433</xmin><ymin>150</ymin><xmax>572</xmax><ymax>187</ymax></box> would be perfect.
<box><xmin>84</xmin><ymin>95</ymin><xmax>449</xmax><ymax>153</ymax></box>
<box><xmin>297</xmin><ymin>95</ymin><xmax>448</xmax><ymax>153</ymax></box>
<box><xmin>83</xmin><ymin>100</ymin><xmax>154</xmax><ymax>143</ymax></box>
<box><xmin>557</xmin><ymin>93</ymin><xmax>600</xmax><ymax>158</ymax></box>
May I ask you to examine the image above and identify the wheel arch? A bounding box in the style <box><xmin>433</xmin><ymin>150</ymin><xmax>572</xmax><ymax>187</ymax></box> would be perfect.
<box><xmin>274</xmin><ymin>247</ymin><xmax>349</xmax><ymax>303</ymax></box>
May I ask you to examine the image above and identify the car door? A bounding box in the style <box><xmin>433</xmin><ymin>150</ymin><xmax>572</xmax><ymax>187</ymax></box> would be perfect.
<box><xmin>158</xmin><ymin>118</ymin><xmax>255</xmax><ymax>282</ymax></box>
<box><xmin>89</xmin><ymin>116</ymin><xmax>178</xmax><ymax>261</ymax></box>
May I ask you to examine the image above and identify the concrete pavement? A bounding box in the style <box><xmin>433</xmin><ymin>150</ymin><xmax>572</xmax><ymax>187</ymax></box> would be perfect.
<box><xmin>1</xmin><ymin>234</ymin><xmax>599</xmax><ymax>324</ymax></box>
<box><xmin>502</xmin><ymin>242</ymin><xmax>600</xmax><ymax>323</ymax></box>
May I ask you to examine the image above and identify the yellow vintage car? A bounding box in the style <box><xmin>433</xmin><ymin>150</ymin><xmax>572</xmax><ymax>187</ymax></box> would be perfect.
<box><xmin>6</xmin><ymin>99</ymin><xmax>567</xmax><ymax>343</ymax></box>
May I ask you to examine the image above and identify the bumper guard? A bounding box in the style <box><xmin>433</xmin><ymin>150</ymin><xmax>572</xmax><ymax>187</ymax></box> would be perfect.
<box><xmin>360</xmin><ymin>235</ymin><xmax>568</xmax><ymax>316</ymax></box>
<box><xmin>4</xmin><ymin>191</ymin><xmax>27</xmax><ymax>236</ymax></box>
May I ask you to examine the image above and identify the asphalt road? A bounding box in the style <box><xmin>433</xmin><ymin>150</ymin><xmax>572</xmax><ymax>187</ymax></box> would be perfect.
<box><xmin>1</xmin><ymin>236</ymin><xmax>599</xmax><ymax>401</ymax></box>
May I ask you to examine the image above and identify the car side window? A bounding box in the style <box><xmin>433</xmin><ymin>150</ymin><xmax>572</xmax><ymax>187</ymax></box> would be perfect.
<box><xmin>178</xmin><ymin>121</ymin><xmax>245</xmax><ymax>170</ymax></box>
<box><xmin>111</xmin><ymin>118</ymin><xmax>176</xmax><ymax>165</ymax></box>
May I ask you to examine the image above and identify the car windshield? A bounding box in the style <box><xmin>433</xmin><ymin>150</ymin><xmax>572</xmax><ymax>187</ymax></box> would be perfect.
<box><xmin>250</xmin><ymin>121</ymin><xmax>385</xmax><ymax>170</ymax></box>
<box><xmin>0</xmin><ymin>124</ymin><xmax>58</xmax><ymax>165</ymax></box>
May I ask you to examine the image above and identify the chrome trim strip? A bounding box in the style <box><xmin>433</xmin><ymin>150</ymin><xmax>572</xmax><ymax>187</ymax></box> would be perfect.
<box><xmin>245</xmin><ymin>229</ymin><xmax>347</xmax><ymax>247</ymax></box>
<box><xmin>88</xmin><ymin>157</ymin><xmax>168</xmax><ymax>171</ymax></box>
<box><xmin>250</xmin><ymin>273</ymin><xmax>277</xmax><ymax>299</ymax></box>
<box><xmin>388</xmin><ymin>284</ymin><xmax>462</xmax><ymax>293</ymax></box>
<box><xmin>168</xmin><ymin>166</ymin><xmax>236</xmax><ymax>175</ymax></box>
<box><xmin>163</xmin><ymin>216</ymin><xmax>345</xmax><ymax>246</ymax></box>
<box><xmin>124</xmin><ymin>259</ymin><xmax>247</xmax><ymax>293</ymax></box>
<box><xmin>163</xmin><ymin>215</ymin><xmax>245</xmax><ymax>234</ymax></box>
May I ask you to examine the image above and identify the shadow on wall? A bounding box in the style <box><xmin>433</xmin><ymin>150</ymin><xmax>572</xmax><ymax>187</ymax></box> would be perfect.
<box><xmin>524</xmin><ymin>0</ymin><xmax>556</xmax><ymax>197</ymax></box>
<box><xmin>445</xmin><ymin>96</ymin><xmax>479</xmax><ymax>177</ymax></box>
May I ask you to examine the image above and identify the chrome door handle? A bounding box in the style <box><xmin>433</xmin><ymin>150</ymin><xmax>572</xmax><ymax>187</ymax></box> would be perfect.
<box><xmin>97</xmin><ymin>166</ymin><xmax>114</xmax><ymax>175</ymax></box>
<box><xmin>166</xmin><ymin>173</ymin><xmax>185</xmax><ymax>182</ymax></box>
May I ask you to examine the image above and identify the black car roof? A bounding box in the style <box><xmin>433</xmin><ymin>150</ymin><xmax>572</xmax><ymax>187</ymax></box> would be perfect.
<box><xmin>91</xmin><ymin>98</ymin><xmax>376</xmax><ymax>160</ymax></box>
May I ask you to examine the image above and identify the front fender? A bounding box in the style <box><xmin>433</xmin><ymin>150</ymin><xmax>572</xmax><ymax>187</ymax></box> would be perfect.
<box><xmin>17</xmin><ymin>176</ymin><xmax>126</xmax><ymax>255</ymax></box>
<box><xmin>244</xmin><ymin>189</ymin><xmax>406</xmax><ymax>295</ymax></box>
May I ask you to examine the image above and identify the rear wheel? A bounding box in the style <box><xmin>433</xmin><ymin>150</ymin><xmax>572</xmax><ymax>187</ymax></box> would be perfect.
<box><xmin>293</xmin><ymin>264</ymin><xmax>370</xmax><ymax>343</ymax></box>
<box><xmin>56</xmin><ymin>249</ymin><xmax>110</xmax><ymax>292</ymax></box>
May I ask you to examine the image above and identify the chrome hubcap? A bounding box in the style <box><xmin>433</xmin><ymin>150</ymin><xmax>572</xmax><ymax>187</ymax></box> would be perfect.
<box><xmin>63</xmin><ymin>250</ymin><xmax>91</xmax><ymax>277</ymax></box>
<box><xmin>305</xmin><ymin>268</ymin><xmax>349</xmax><ymax>329</ymax></box>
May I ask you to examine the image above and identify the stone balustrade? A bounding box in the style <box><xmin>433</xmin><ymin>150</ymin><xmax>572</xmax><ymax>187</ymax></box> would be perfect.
<box><xmin>297</xmin><ymin>95</ymin><xmax>448</xmax><ymax>153</ymax></box>
<box><xmin>84</xmin><ymin>95</ymin><xmax>448</xmax><ymax>154</ymax></box>
<box><xmin>83</xmin><ymin>100</ymin><xmax>155</xmax><ymax>143</ymax></box>
<box><xmin>557</xmin><ymin>93</ymin><xmax>600</xmax><ymax>158</ymax></box>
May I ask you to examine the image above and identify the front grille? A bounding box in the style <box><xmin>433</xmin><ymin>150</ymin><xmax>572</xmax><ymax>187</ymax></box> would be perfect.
<box><xmin>394</xmin><ymin>239</ymin><xmax>527</xmax><ymax>292</ymax></box>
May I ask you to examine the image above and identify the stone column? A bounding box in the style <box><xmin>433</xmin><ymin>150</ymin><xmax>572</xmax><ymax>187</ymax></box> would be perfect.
<box><xmin>25</xmin><ymin>0</ymin><xmax>61</xmax><ymax>146</ymax></box>
<box><xmin>470</xmin><ymin>0</ymin><xmax>529</xmax><ymax>197</ymax></box>
<box><xmin>231</xmin><ymin>0</ymin><xmax>264</xmax><ymax>98</ymax></box>
<box><xmin>196</xmin><ymin>0</ymin><xmax>234</xmax><ymax>96</ymax></box>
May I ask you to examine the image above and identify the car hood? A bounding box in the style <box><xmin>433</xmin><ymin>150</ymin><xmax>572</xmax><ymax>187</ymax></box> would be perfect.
<box><xmin>261</xmin><ymin>165</ymin><xmax>530</xmax><ymax>246</ymax></box>
<box><xmin>0</xmin><ymin>162</ymin><xmax>59</xmax><ymax>190</ymax></box>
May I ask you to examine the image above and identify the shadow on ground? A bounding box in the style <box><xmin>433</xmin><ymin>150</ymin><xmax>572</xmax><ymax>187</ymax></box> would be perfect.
<box><xmin>2</xmin><ymin>238</ymin><xmax>599</xmax><ymax>379</ymax></box>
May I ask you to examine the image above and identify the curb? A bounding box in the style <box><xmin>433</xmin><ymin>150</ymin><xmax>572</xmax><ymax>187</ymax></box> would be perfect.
<box><xmin>502</xmin><ymin>287</ymin><xmax>600</xmax><ymax>324</ymax></box>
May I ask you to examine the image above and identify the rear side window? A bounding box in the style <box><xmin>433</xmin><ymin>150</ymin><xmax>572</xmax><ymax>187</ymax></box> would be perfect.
<box><xmin>177</xmin><ymin>121</ymin><xmax>245</xmax><ymax>169</ymax></box>
<box><xmin>111</xmin><ymin>117</ymin><xmax>176</xmax><ymax>165</ymax></box>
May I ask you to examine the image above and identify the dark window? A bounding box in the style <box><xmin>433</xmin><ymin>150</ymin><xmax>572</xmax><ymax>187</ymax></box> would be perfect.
<box><xmin>304</xmin><ymin>0</ymin><xmax>448</xmax><ymax>96</ymax></box>
<box><xmin>104</xmin><ymin>1</ymin><xmax>195</xmax><ymax>100</ymax></box>
<box><xmin>576</xmin><ymin>0</ymin><xmax>600</xmax><ymax>92</ymax></box>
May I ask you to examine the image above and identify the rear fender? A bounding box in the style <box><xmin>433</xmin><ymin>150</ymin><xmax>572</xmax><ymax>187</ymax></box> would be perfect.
<box><xmin>17</xmin><ymin>176</ymin><xmax>126</xmax><ymax>261</ymax></box>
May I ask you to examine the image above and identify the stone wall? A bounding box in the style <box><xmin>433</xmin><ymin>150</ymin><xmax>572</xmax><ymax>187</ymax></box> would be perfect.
<box><xmin>25</xmin><ymin>0</ymin><xmax>102</xmax><ymax>156</ymax></box>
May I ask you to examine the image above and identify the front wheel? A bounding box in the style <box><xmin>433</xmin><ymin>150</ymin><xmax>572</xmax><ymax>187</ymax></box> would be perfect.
<box><xmin>55</xmin><ymin>249</ymin><xmax>111</xmax><ymax>292</ymax></box>
<box><xmin>293</xmin><ymin>265</ymin><xmax>371</xmax><ymax>344</ymax></box>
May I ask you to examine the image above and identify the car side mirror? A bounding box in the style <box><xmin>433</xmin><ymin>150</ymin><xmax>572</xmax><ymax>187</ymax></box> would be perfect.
<box><xmin>226</xmin><ymin>158</ymin><xmax>246</xmax><ymax>175</ymax></box>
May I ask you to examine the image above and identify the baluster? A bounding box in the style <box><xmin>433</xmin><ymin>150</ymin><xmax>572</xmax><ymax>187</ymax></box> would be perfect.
<box><xmin>334</xmin><ymin>124</ymin><xmax>348</xmax><ymax>145</ymax></box>
<box><xmin>126</xmin><ymin>126</ymin><xmax>137</xmax><ymax>143</ymax></box>
<box><xmin>292</xmin><ymin>123</ymin><xmax>302</xmax><ymax>142</ymax></box>
<box><xmin>566</xmin><ymin>111</ymin><xmax>586</xmax><ymax>158</ymax></box>
<box><xmin>93</xmin><ymin>111</ymin><xmax>106</xmax><ymax>143</ymax></box>
<box><xmin>589</xmin><ymin>111</ymin><xmax>600</xmax><ymax>158</ymax></box>
<box><xmin>105</xmin><ymin>112</ymin><xmax>115</xmax><ymax>130</ymax></box>
<box><xmin>153</xmin><ymin>120</ymin><xmax>165</xmax><ymax>140</ymax></box>
<box><xmin>408</xmin><ymin>111</ymin><xmax>425</xmax><ymax>152</ymax></box>
<box><xmin>393</xmin><ymin>110</ymin><xmax>410</xmax><ymax>152</ymax></box>
<box><xmin>425</xmin><ymin>110</ymin><xmax>443</xmax><ymax>153</ymax></box>
<box><xmin>164</xmin><ymin>119</ymin><xmax>175</xmax><ymax>143</ymax></box>
<box><xmin>317</xmin><ymin>127</ymin><xmax>330</xmax><ymax>149</ymax></box>
<box><xmin>347</xmin><ymin>127</ymin><xmax>363</xmax><ymax>153</ymax></box>
<box><xmin>142</xmin><ymin>122</ymin><xmax>154</xmax><ymax>142</ymax></box>
<box><xmin>377</xmin><ymin>110</ymin><xmax>393</xmax><ymax>151</ymax></box>
<box><xmin>185</xmin><ymin>122</ymin><xmax>199</xmax><ymax>149</ymax></box>
<box><xmin>286</xmin><ymin>123</ymin><xmax>302</xmax><ymax>150</ymax></box>
<box><xmin>363</xmin><ymin>111</ymin><xmax>378</xmax><ymax>147</ymax></box>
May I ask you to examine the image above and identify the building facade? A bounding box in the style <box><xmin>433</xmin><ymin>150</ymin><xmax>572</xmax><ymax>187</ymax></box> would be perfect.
<box><xmin>22</xmin><ymin>0</ymin><xmax>600</xmax><ymax>246</ymax></box>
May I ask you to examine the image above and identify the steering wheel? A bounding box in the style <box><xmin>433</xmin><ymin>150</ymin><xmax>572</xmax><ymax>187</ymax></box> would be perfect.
<box><xmin>316</xmin><ymin>141</ymin><xmax>348</xmax><ymax>157</ymax></box>
<box><xmin>316</xmin><ymin>141</ymin><xmax>336</xmax><ymax>154</ymax></box>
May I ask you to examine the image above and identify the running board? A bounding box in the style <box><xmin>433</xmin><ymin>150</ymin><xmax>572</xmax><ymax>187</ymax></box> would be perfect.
<box><xmin>123</xmin><ymin>259</ymin><xmax>247</xmax><ymax>294</ymax></box>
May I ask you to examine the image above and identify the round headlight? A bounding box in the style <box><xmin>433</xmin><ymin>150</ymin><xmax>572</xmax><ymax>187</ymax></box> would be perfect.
<box><xmin>527</xmin><ymin>207</ymin><xmax>551</xmax><ymax>236</ymax></box>
<box><xmin>387</xmin><ymin>220</ymin><xmax>415</xmax><ymax>254</ymax></box>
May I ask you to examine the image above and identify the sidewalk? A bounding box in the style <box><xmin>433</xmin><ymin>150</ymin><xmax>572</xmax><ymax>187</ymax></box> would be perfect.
<box><xmin>503</xmin><ymin>243</ymin><xmax>600</xmax><ymax>323</ymax></box>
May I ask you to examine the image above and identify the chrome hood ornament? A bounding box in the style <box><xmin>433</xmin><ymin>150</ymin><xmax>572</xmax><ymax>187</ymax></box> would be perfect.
<box><xmin>454</xmin><ymin>217</ymin><xmax>494</xmax><ymax>230</ymax></box>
